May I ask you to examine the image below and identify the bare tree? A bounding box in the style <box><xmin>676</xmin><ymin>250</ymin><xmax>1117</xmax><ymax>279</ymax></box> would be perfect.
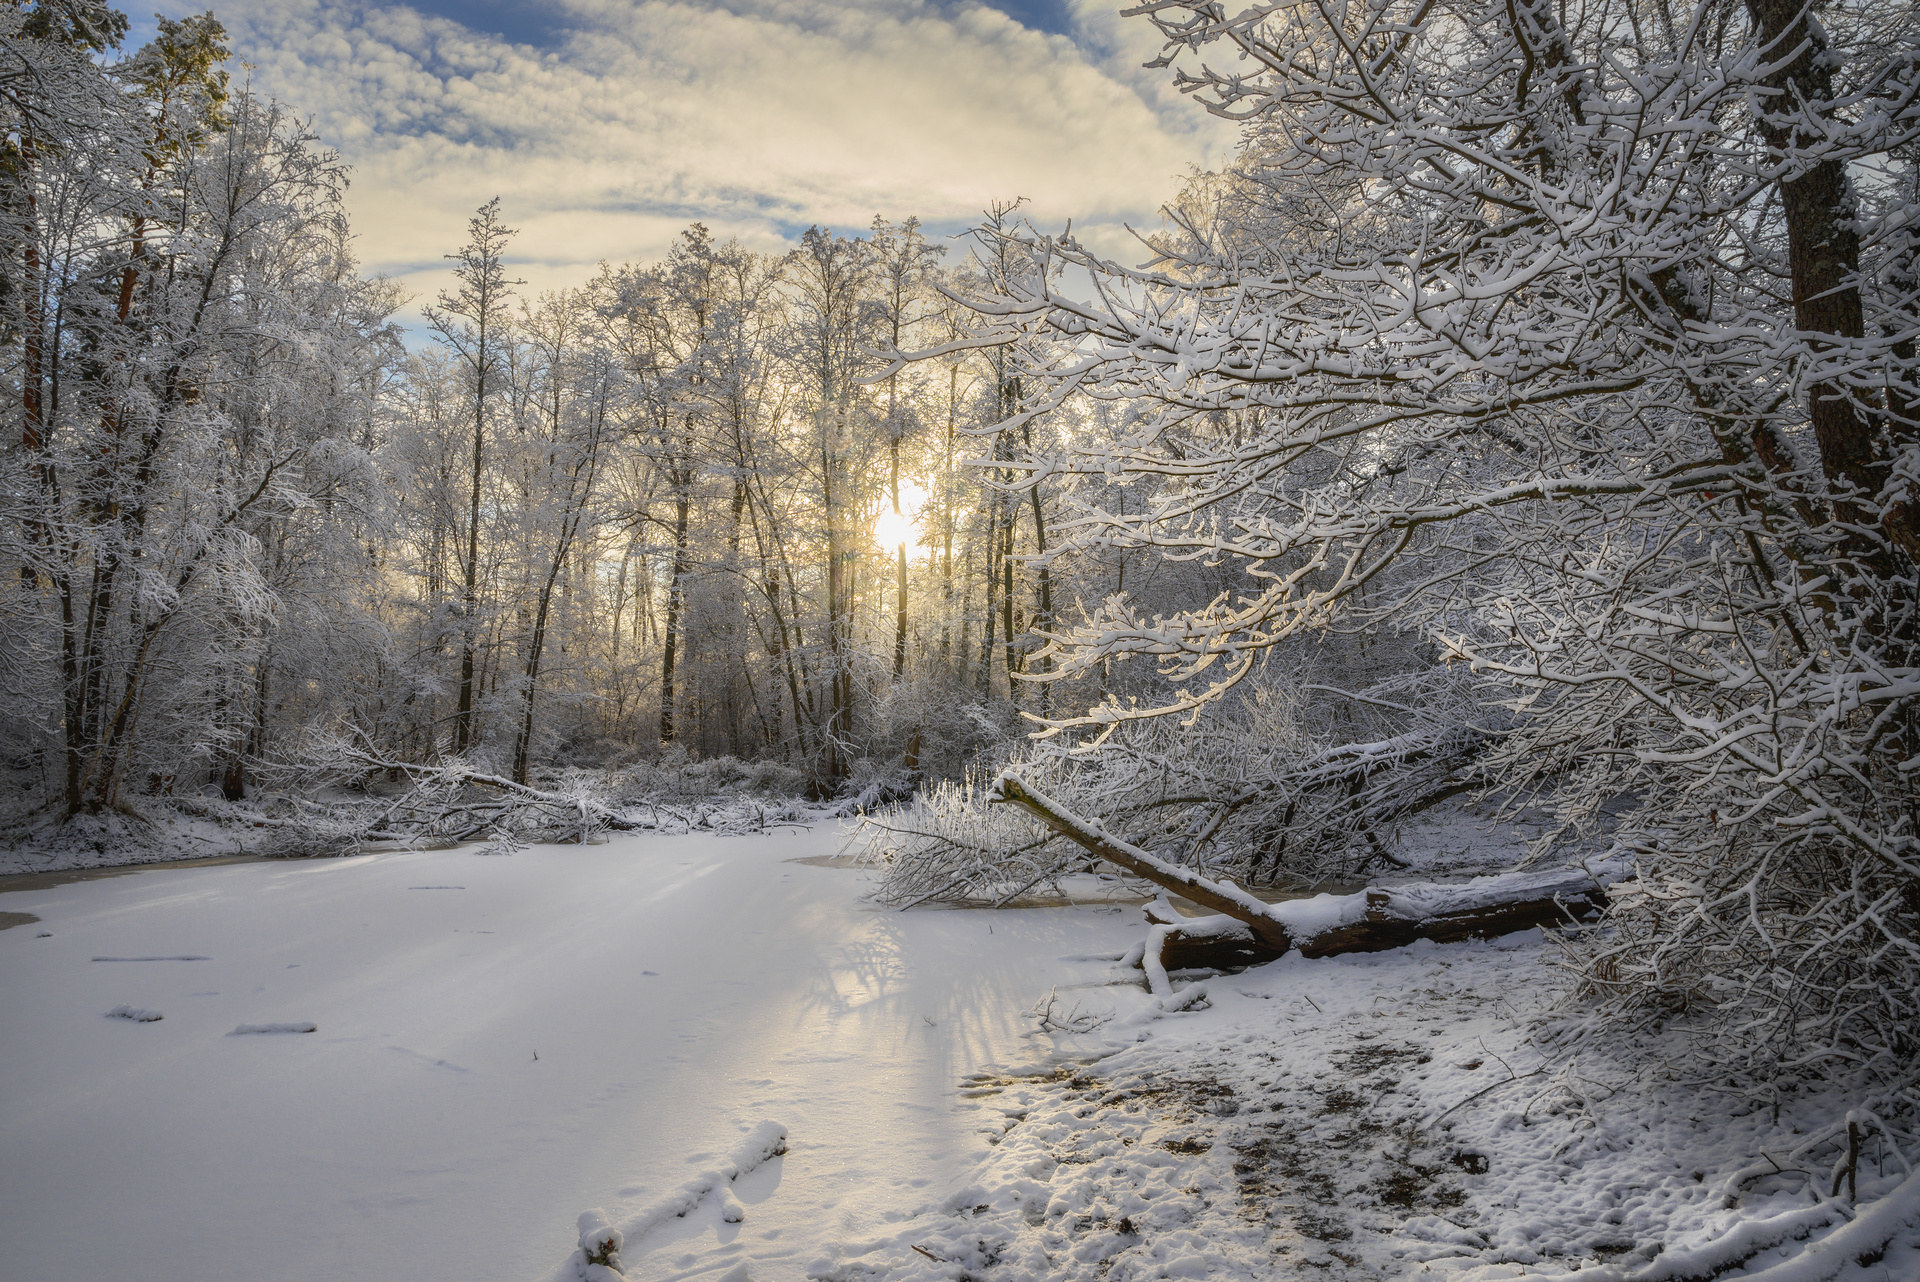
<box><xmin>424</xmin><ymin>197</ymin><xmax>520</xmax><ymax>758</ymax></box>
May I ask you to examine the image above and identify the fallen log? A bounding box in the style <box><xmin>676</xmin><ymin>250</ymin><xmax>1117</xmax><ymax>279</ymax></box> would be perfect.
<box><xmin>990</xmin><ymin>771</ymin><xmax>1609</xmax><ymax>972</ymax></box>
<box><xmin>990</xmin><ymin>772</ymin><xmax>1297</xmax><ymax>949</ymax></box>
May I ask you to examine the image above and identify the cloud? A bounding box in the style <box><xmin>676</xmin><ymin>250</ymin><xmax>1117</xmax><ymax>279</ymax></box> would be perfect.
<box><xmin>212</xmin><ymin>0</ymin><xmax>1233</xmax><ymax>314</ymax></box>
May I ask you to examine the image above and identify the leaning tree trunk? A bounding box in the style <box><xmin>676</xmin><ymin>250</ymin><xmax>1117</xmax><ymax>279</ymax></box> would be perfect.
<box><xmin>990</xmin><ymin>773</ymin><xmax>1609</xmax><ymax>977</ymax></box>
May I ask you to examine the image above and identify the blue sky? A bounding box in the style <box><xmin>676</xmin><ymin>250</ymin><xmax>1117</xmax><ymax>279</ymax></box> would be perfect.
<box><xmin>131</xmin><ymin>1</ymin><xmax>1233</xmax><ymax>317</ymax></box>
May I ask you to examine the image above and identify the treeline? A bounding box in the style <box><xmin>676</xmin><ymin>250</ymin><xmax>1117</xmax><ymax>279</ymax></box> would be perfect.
<box><xmin>0</xmin><ymin>4</ymin><xmax>1209</xmax><ymax>814</ymax></box>
<box><xmin>381</xmin><ymin>203</ymin><xmax>1080</xmax><ymax>793</ymax></box>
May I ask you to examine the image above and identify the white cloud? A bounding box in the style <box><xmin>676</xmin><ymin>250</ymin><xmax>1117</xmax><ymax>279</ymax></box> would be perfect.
<box><xmin>217</xmin><ymin>0</ymin><xmax>1234</xmax><ymax>314</ymax></box>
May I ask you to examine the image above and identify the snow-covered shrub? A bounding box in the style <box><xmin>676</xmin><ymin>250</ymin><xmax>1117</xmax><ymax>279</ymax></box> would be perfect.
<box><xmin>861</xmin><ymin>662</ymin><xmax>1500</xmax><ymax>903</ymax></box>
<box><xmin>861</xmin><ymin>764</ymin><xmax>1078</xmax><ymax>906</ymax></box>
<box><xmin>601</xmin><ymin>753</ymin><xmax>805</xmax><ymax>804</ymax></box>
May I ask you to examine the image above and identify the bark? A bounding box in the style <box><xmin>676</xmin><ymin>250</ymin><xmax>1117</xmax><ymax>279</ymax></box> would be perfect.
<box><xmin>513</xmin><ymin>473</ymin><xmax>594</xmax><ymax>784</ymax></box>
<box><xmin>889</xmin><ymin>386</ymin><xmax>908</xmax><ymax>680</ymax></box>
<box><xmin>1743</xmin><ymin>0</ymin><xmax>1914</xmax><ymax>561</ymax></box>
<box><xmin>822</xmin><ymin>415</ymin><xmax>850</xmax><ymax>782</ymax></box>
<box><xmin>941</xmin><ymin>364</ymin><xmax>958</xmax><ymax>667</ymax></box>
<box><xmin>659</xmin><ymin>479</ymin><xmax>691</xmax><ymax>744</ymax></box>
<box><xmin>1022</xmin><ymin>420</ymin><xmax>1052</xmax><ymax>720</ymax></box>
<box><xmin>981</xmin><ymin>494</ymin><xmax>999</xmax><ymax>697</ymax></box>
<box><xmin>453</xmin><ymin>335</ymin><xmax>486</xmax><ymax>755</ymax></box>
<box><xmin>999</xmin><ymin>471</ymin><xmax>1016</xmax><ymax>690</ymax></box>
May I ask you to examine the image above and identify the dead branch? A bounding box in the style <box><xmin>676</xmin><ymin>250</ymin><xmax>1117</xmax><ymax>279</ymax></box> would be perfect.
<box><xmin>992</xmin><ymin>770</ymin><xmax>1610</xmax><ymax>966</ymax></box>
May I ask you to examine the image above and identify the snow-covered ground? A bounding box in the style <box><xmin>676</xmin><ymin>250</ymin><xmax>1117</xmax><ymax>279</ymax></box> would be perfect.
<box><xmin>4</xmin><ymin>820</ymin><xmax>1917</xmax><ymax>1282</ymax></box>
<box><xmin>816</xmin><ymin>940</ymin><xmax>1920</xmax><ymax>1282</ymax></box>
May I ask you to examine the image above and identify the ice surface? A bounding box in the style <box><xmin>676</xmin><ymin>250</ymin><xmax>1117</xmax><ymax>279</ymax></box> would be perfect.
<box><xmin>0</xmin><ymin>825</ymin><xmax>1140</xmax><ymax>1282</ymax></box>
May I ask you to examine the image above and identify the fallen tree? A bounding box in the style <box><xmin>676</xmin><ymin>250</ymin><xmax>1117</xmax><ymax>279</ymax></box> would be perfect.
<box><xmin>266</xmin><ymin>738</ymin><xmax>646</xmax><ymax>848</ymax></box>
<box><xmin>990</xmin><ymin>772</ymin><xmax>1609</xmax><ymax>986</ymax></box>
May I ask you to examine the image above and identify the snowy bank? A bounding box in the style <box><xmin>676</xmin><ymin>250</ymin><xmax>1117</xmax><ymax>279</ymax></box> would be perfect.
<box><xmin>810</xmin><ymin>936</ymin><xmax>1920</xmax><ymax>1282</ymax></box>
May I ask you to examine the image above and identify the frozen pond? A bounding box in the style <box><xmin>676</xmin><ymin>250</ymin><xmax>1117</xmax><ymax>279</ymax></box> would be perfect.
<box><xmin>0</xmin><ymin>826</ymin><xmax>1136</xmax><ymax>1281</ymax></box>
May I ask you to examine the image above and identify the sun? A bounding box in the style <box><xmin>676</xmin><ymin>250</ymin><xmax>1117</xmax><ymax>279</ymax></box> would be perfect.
<box><xmin>873</xmin><ymin>506</ymin><xmax>915</xmax><ymax>552</ymax></box>
<box><xmin>872</xmin><ymin>479</ymin><xmax>931</xmax><ymax>556</ymax></box>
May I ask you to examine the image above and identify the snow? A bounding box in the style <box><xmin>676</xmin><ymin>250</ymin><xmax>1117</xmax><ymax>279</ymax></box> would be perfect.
<box><xmin>1268</xmin><ymin>889</ymin><xmax>1369</xmax><ymax>940</ymax></box>
<box><xmin>5</xmin><ymin>821</ymin><xmax>1916</xmax><ymax>1281</ymax></box>
<box><xmin>0</xmin><ymin>824</ymin><xmax>1140</xmax><ymax>1282</ymax></box>
<box><xmin>104</xmin><ymin>1004</ymin><xmax>163</xmax><ymax>1022</ymax></box>
<box><xmin>1375</xmin><ymin>866</ymin><xmax>1621</xmax><ymax>923</ymax></box>
<box><xmin>811</xmin><ymin>938</ymin><xmax>1920</xmax><ymax>1282</ymax></box>
<box><xmin>1710</xmin><ymin>1170</ymin><xmax>1920</xmax><ymax>1282</ymax></box>
<box><xmin>543</xmin><ymin>1121</ymin><xmax>791</xmax><ymax>1281</ymax></box>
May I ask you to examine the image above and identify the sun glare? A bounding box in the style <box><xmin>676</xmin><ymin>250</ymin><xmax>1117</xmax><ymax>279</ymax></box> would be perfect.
<box><xmin>873</xmin><ymin>507</ymin><xmax>915</xmax><ymax>552</ymax></box>
<box><xmin>873</xmin><ymin>479</ymin><xmax>930</xmax><ymax>556</ymax></box>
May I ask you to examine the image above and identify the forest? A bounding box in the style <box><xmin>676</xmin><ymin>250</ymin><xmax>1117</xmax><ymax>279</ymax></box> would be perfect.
<box><xmin>4</xmin><ymin>0</ymin><xmax>1920</xmax><ymax>1278</ymax></box>
<box><xmin>0</xmin><ymin>9</ymin><xmax>1088</xmax><ymax>807</ymax></box>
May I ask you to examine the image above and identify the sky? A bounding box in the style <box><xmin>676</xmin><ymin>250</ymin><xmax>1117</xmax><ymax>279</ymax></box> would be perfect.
<box><xmin>131</xmin><ymin>1</ymin><xmax>1237</xmax><ymax>321</ymax></box>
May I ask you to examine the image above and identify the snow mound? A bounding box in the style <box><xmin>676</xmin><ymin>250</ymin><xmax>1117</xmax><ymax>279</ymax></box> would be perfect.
<box><xmin>1706</xmin><ymin>1170</ymin><xmax>1920</xmax><ymax>1282</ymax></box>
<box><xmin>545</xmin><ymin>1121</ymin><xmax>789</xmax><ymax>1282</ymax></box>
<box><xmin>104</xmin><ymin>1005</ymin><xmax>162</xmax><ymax>1022</ymax></box>
<box><xmin>573</xmin><ymin>1210</ymin><xmax>622</xmax><ymax>1282</ymax></box>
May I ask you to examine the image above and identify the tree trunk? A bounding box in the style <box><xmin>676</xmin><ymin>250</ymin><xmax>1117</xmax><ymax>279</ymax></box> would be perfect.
<box><xmin>822</xmin><ymin>416</ymin><xmax>849</xmax><ymax>782</ymax></box>
<box><xmin>1022</xmin><ymin>422</ymin><xmax>1052</xmax><ymax>720</ymax></box>
<box><xmin>981</xmin><ymin>497</ymin><xmax>998</xmax><ymax>698</ymax></box>
<box><xmin>454</xmin><ymin>352</ymin><xmax>485</xmax><ymax>756</ymax></box>
<box><xmin>659</xmin><ymin>482</ymin><xmax>691</xmax><ymax>744</ymax></box>
<box><xmin>1744</xmin><ymin>0</ymin><xmax>1911</xmax><ymax>561</ymax></box>
<box><xmin>991</xmin><ymin>773</ymin><xmax>1608</xmax><ymax>965</ymax></box>
<box><xmin>514</xmin><ymin>485</ymin><xmax>591</xmax><ymax>783</ymax></box>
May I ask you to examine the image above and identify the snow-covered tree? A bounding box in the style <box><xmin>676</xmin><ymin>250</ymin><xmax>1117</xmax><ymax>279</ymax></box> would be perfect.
<box><xmin>2</xmin><ymin>10</ymin><xmax>399</xmax><ymax>816</ymax></box>
<box><xmin>919</xmin><ymin>0</ymin><xmax>1920</xmax><ymax>1085</ymax></box>
<box><xmin>423</xmin><ymin>198</ymin><xmax>519</xmax><ymax>759</ymax></box>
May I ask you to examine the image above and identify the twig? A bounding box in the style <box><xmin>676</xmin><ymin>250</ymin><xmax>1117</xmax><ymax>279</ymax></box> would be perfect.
<box><xmin>1435</xmin><ymin>1067</ymin><xmax>1546</xmax><ymax>1122</ymax></box>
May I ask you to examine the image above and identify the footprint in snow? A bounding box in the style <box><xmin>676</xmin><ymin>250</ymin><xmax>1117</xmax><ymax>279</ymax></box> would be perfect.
<box><xmin>92</xmin><ymin>954</ymin><xmax>209</xmax><ymax>962</ymax></box>
<box><xmin>230</xmin><ymin>1022</ymin><xmax>317</xmax><ymax>1035</ymax></box>
<box><xmin>105</xmin><ymin>1005</ymin><xmax>162</xmax><ymax>1022</ymax></box>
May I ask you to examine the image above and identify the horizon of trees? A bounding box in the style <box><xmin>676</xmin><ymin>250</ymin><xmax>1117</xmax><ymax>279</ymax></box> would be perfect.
<box><xmin>0</xmin><ymin>3</ymin><xmax>1218</xmax><ymax>811</ymax></box>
